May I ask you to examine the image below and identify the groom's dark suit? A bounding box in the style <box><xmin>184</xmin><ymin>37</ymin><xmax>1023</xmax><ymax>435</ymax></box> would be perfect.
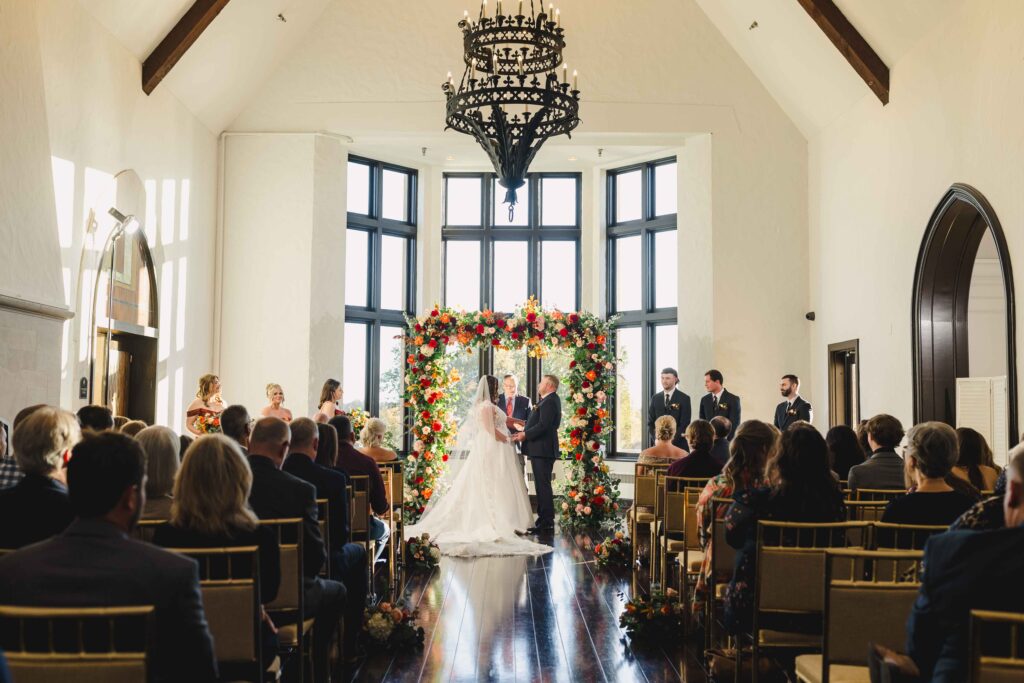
<box><xmin>522</xmin><ymin>392</ymin><xmax>561</xmax><ymax>529</ymax></box>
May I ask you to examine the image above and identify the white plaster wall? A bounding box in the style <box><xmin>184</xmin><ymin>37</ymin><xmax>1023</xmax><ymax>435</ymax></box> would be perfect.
<box><xmin>809</xmin><ymin>1</ymin><xmax>1024</xmax><ymax>432</ymax></box>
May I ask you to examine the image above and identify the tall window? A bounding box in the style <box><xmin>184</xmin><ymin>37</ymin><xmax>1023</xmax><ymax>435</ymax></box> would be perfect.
<box><xmin>607</xmin><ymin>158</ymin><xmax>678</xmax><ymax>454</ymax></box>
<box><xmin>442</xmin><ymin>172</ymin><xmax>581</xmax><ymax>406</ymax></box>
<box><xmin>345</xmin><ymin>156</ymin><xmax>417</xmax><ymax>449</ymax></box>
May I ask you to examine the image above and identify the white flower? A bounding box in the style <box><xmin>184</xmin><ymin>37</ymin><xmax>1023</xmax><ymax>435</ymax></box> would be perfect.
<box><xmin>485</xmin><ymin>326</ymin><xmax>495</xmax><ymax>335</ymax></box>
<box><xmin>420</xmin><ymin>344</ymin><xmax>435</xmax><ymax>357</ymax></box>
<box><xmin>586</xmin><ymin>392</ymin><xmax>593</xmax><ymax>399</ymax></box>
<box><xmin>407</xmin><ymin>455</ymin><xmax>417</xmax><ymax>462</ymax></box>
<box><xmin>596</xmin><ymin>390</ymin><xmax>607</xmax><ymax>401</ymax></box>
<box><xmin>573</xmin><ymin>393</ymin><xmax>584</xmax><ymax>402</ymax></box>
<box><xmin>366</xmin><ymin>612</ymin><xmax>394</xmax><ymax>641</ymax></box>
<box><xmin>429</xmin><ymin>548</ymin><xmax>441</xmax><ymax>560</ymax></box>
<box><xmin>604</xmin><ymin>362</ymin><xmax>613</xmax><ymax>370</ymax></box>
<box><xmin>425</xmin><ymin>467</ymin><xmax>433</xmax><ymax>475</ymax></box>
<box><xmin>414</xmin><ymin>439</ymin><xmax>425</xmax><ymax>452</ymax></box>
<box><xmin>562</xmin><ymin>502</ymin><xmax>569</xmax><ymax>510</ymax></box>
<box><xmin>591</xmin><ymin>354</ymin><xmax>599</xmax><ymax>361</ymax></box>
<box><xmin>575</xmin><ymin>503</ymin><xmax>584</xmax><ymax>513</ymax></box>
<box><xmin>422</xmin><ymin>427</ymin><xmax>431</xmax><ymax>435</ymax></box>
<box><xmin>576</xmin><ymin>340</ymin><xmax>584</xmax><ymax>347</ymax></box>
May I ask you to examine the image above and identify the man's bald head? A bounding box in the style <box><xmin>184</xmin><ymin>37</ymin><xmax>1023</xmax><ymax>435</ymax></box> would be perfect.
<box><xmin>289</xmin><ymin>417</ymin><xmax>319</xmax><ymax>456</ymax></box>
<box><xmin>1004</xmin><ymin>443</ymin><xmax>1024</xmax><ymax>528</ymax></box>
<box><xmin>248</xmin><ymin>417</ymin><xmax>291</xmax><ymax>466</ymax></box>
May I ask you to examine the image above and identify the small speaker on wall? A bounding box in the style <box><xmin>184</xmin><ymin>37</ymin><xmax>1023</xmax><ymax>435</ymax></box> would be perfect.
<box><xmin>805</xmin><ymin>312</ymin><xmax>816</xmax><ymax>321</ymax></box>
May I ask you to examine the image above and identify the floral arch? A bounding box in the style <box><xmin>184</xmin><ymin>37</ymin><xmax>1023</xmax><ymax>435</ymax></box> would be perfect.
<box><xmin>402</xmin><ymin>298</ymin><xmax>622</xmax><ymax>527</ymax></box>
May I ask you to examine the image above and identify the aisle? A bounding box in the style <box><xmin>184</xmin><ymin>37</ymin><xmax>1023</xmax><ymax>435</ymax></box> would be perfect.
<box><xmin>353</xmin><ymin>527</ymin><xmax>708</xmax><ymax>682</ymax></box>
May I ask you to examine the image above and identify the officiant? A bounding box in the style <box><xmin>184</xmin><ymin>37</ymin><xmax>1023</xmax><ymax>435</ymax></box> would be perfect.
<box><xmin>498</xmin><ymin>374</ymin><xmax>531</xmax><ymax>468</ymax></box>
<box><xmin>648</xmin><ymin>368</ymin><xmax>691</xmax><ymax>451</ymax></box>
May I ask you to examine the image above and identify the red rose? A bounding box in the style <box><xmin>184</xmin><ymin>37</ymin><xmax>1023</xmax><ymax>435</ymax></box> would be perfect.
<box><xmin>537</xmin><ymin>332</ymin><xmax>545</xmax><ymax>339</ymax></box>
<box><xmin>431</xmin><ymin>309</ymin><xmax>439</xmax><ymax>317</ymax></box>
<box><xmin>527</xmin><ymin>312</ymin><xmax>537</xmax><ymax>322</ymax></box>
<box><xmin>442</xmin><ymin>454</ymin><xmax>449</xmax><ymax>462</ymax></box>
<box><xmin>475</xmin><ymin>324</ymin><xmax>485</xmax><ymax>334</ymax></box>
<box><xmin>569</xmin><ymin>360</ymin><xmax>576</xmax><ymax>368</ymax></box>
<box><xmin>511</xmin><ymin>332</ymin><xmax>519</xmax><ymax>340</ymax></box>
<box><xmin>581</xmin><ymin>380</ymin><xmax>591</xmax><ymax>389</ymax></box>
<box><xmin>491</xmin><ymin>338</ymin><xmax>499</xmax><ymax>346</ymax></box>
<box><xmin>415</xmin><ymin>323</ymin><xmax>423</xmax><ymax>332</ymax></box>
<box><xmin>592</xmin><ymin>496</ymin><xmax>604</xmax><ymax>506</ymax></box>
<box><xmin>575</xmin><ymin>452</ymin><xmax>583</xmax><ymax>460</ymax></box>
<box><xmin>427</xmin><ymin>395</ymin><xmax>436</xmax><ymax>404</ymax></box>
<box><xmin>569</xmin><ymin>313</ymin><xmax>579</xmax><ymax>323</ymax></box>
<box><xmin>418</xmin><ymin>353</ymin><xmax>426</xmax><ymax>361</ymax></box>
<box><xmin>576</xmin><ymin>407</ymin><xmax>587</xmax><ymax>416</ymax></box>
<box><xmin>432</xmin><ymin>421</ymin><xmax>442</xmax><ymax>432</ymax></box>
<box><xmin>421</xmin><ymin>410</ymin><xmax>430</xmax><ymax>420</ymax></box>
<box><xmin>570</xmin><ymin>429</ymin><xmax>581</xmax><ymax>438</ymax></box>
<box><xmin>593</xmin><ymin>424</ymin><xmax>602</xmax><ymax>434</ymax></box>
<box><xmin>587</xmin><ymin>343</ymin><xmax>596</xmax><ymax>350</ymax></box>
<box><xmin>442</xmin><ymin>335</ymin><xmax>450</xmax><ymax>344</ymax></box>
<box><xmin>410</xmin><ymin>451</ymin><xmax>418</xmax><ymax>458</ymax></box>
<box><xmin>415</xmin><ymin>477</ymin><xmax>424</xmax><ymax>485</ymax></box>
<box><xmin>420</xmin><ymin>378</ymin><xmax>431</xmax><ymax>388</ymax></box>
<box><xmin>411</xmin><ymin>367</ymin><xmax>419</xmax><ymax>375</ymax></box>
<box><xmin>428</xmin><ymin>339</ymin><xmax>437</xmax><ymax>348</ymax></box>
<box><xmin>419</xmin><ymin>506</ymin><xmax>426</xmax><ymax>514</ymax></box>
<box><xmin>559</xmin><ymin>328</ymin><xmax>569</xmax><ymax>338</ymax></box>
<box><xmin>496</xmin><ymin>319</ymin><xmax>506</xmax><ymax>329</ymax></box>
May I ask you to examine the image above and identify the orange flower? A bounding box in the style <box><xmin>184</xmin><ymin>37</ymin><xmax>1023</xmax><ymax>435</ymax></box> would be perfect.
<box><xmin>415</xmin><ymin>336</ymin><xmax>424</xmax><ymax>345</ymax></box>
<box><xmin>594</xmin><ymin>486</ymin><xmax>605</xmax><ymax>495</ymax></box>
<box><xmin>596</xmin><ymin>335</ymin><xmax>606</xmax><ymax>345</ymax></box>
<box><xmin>660</xmin><ymin>605</ymin><xmax>671</xmax><ymax>615</ymax></box>
<box><xmin>441</xmin><ymin>313</ymin><xmax>451</xmax><ymax>323</ymax></box>
<box><xmin>422</xmin><ymin>488</ymin><xmax>433</xmax><ymax>500</ymax></box>
<box><xmin>586</xmin><ymin>370</ymin><xmax>597</xmax><ymax>381</ymax></box>
<box><xmin>626</xmin><ymin>604</ymin><xmax>636</xmax><ymax>613</ymax></box>
<box><xmin>597</xmin><ymin>409</ymin><xmax>608</xmax><ymax>419</ymax></box>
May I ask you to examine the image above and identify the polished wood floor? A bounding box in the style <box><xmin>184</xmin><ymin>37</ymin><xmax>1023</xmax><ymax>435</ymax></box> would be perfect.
<box><xmin>352</xmin><ymin>526</ymin><xmax>708</xmax><ymax>682</ymax></box>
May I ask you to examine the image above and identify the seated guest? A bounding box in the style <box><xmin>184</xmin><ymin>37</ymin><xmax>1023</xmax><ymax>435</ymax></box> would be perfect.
<box><xmin>120</xmin><ymin>419</ymin><xmax>147</xmax><ymax>437</ymax></box>
<box><xmin>667</xmin><ymin>420</ymin><xmax>723</xmax><ymax>480</ymax></box>
<box><xmin>315</xmin><ymin>422</ymin><xmax>338</xmax><ymax>468</ymax></box>
<box><xmin>638</xmin><ymin>416</ymin><xmax>687</xmax><ymax>466</ymax></box>
<box><xmin>136</xmin><ymin>426</ymin><xmax>180</xmax><ymax>520</ymax></box>
<box><xmin>331</xmin><ymin>415</ymin><xmax>390</xmax><ymax>563</ymax></box>
<box><xmin>710</xmin><ymin>416</ymin><xmax>732</xmax><ymax>466</ymax></box>
<box><xmin>220</xmin><ymin>404</ymin><xmax>253</xmax><ymax>454</ymax></box>
<box><xmin>113</xmin><ymin>415</ymin><xmax>129</xmax><ymax>431</ymax></box>
<box><xmin>952</xmin><ymin>427</ymin><xmax>1000</xmax><ymax>491</ymax></box>
<box><xmin>247</xmin><ymin>417</ymin><xmax>344</xmax><ymax>683</ymax></box>
<box><xmin>872</xmin><ymin>445</ymin><xmax>1024</xmax><ymax>683</ymax></box>
<box><xmin>847</xmin><ymin>414</ymin><xmax>906</xmax><ymax>492</ymax></box>
<box><xmin>76</xmin><ymin>404</ymin><xmax>114</xmax><ymax>433</ymax></box>
<box><xmin>0</xmin><ymin>417</ymin><xmax>20</xmax><ymax>491</ymax></box>
<box><xmin>283</xmin><ymin>418</ymin><xmax>367</xmax><ymax>655</ymax></box>
<box><xmin>359</xmin><ymin>418</ymin><xmax>398</xmax><ymax>463</ymax></box>
<box><xmin>0</xmin><ymin>407</ymin><xmax>79</xmax><ymax>548</ymax></box>
<box><xmin>951</xmin><ymin>443</ymin><xmax>1020</xmax><ymax>532</ymax></box>
<box><xmin>179</xmin><ymin>433</ymin><xmax>193</xmax><ymax>459</ymax></box>
<box><xmin>881</xmin><ymin>422</ymin><xmax>977</xmax><ymax>525</ymax></box>
<box><xmin>723</xmin><ymin>424</ymin><xmax>845</xmax><ymax>634</ymax></box>
<box><xmin>153</xmin><ymin>435</ymin><xmax>279</xmax><ymax>671</ymax></box>
<box><xmin>826</xmin><ymin>424</ymin><xmax>865</xmax><ymax>482</ymax></box>
<box><xmin>0</xmin><ymin>432</ymin><xmax>218</xmax><ymax>682</ymax></box>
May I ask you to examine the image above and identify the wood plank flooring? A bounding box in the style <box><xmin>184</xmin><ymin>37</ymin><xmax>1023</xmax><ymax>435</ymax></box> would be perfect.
<box><xmin>351</xmin><ymin>526</ymin><xmax>708</xmax><ymax>682</ymax></box>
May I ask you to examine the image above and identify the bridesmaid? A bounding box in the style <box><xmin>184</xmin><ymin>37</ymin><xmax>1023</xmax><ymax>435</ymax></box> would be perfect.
<box><xmin>313</xmin><ymin>379</ymin><xmax>344</xmax><ymax>423</ymax></box>
<box><xmin>260</xmin><ymin>383</ymin><xmax>293</xmax><ymax>422</ymax></box>
<box><xmin>185</xmin><ymin>374</ymin><xmax>225</xmax><ymax>435</ymax></box>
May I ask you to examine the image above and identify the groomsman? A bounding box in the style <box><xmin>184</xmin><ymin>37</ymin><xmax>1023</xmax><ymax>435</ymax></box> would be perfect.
<box><xmin>498</xmin><ymin>374</ymin><xmax>532</xmax><ymax>469</ymax></box>
<box><xmin>647</xmin><ymin>368</ymin><xmax>691</xmax><ymax>451</ymax></box>
<box><xmin>774</xmin><ymin>374</ymin><xmax>812</xmax><ymax>431</ymax></box>
<box><xmin>698</xmin><ymin>369</ymin><xmax>741</xmax><ymax>439</ymax></box>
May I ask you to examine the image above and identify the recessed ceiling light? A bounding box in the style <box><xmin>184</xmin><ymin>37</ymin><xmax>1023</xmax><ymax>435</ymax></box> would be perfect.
<box><xmin>567</xmin><ymin>155</ymin><xmax>577</xmax><ymax>161</ymax></box>
<box><xmin>446</xmin><ymin>155</ymin><xmax>455</xmax><ymax>161</ymax></box>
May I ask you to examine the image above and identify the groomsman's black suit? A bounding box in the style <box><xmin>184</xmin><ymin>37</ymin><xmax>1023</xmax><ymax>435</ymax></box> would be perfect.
<box><xmin>521</xmin><ymin>392</ymin><xmax>561</xmax><ymax>530</ymax></box>
<box><xmin>699</xmin><ymin>389</ymin><xmax>741</xmax><ymax>439</ymax></box>
<box><xmin>647</xmin><ymin>388</ymin><xmax>691</xmax><ymax>451</ymax></box>
<box><xmin>773</xmin><ymin>396</ymin><xmax>812</xmax><ymax>431</ymax></box>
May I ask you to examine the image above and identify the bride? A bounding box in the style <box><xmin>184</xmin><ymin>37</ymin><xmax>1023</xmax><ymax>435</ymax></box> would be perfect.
<box><xmin>406</xmin><ymin>375</ymin><xmax>553</xmax><ymax>558</ymax></box>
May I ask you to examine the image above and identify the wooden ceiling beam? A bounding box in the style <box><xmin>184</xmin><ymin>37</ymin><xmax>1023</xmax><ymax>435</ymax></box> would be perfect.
<box><xmin>142</xmin><ymin>0</ymin><xmax>232</xmax><ymax>95</ymax></box>
<box><xmin>795</xmin><ymin>0</ymin><xmax>889</xmax><ymax>104</ymax></box>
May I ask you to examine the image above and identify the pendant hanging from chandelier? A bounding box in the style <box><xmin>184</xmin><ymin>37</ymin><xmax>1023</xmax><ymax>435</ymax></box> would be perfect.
<box><xmin>443</xmin><ymin>0</ymin><xmax>581</xmax><ymax>220</ymax></box>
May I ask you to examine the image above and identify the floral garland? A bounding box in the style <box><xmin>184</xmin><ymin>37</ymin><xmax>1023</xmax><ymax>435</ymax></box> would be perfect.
<box><xmin>402</xmin><ymin>297</ymin><xmax>621</xmax><ymax>527</ymax></box>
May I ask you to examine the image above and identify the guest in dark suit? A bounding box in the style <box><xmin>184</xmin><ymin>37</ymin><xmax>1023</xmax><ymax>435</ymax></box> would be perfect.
<box><xmin>0</xmin><ymin>431</ymin><xmax>217</xmax><ymax>682</ymax></box>
<box><xmin>847</xmin><ymin>414</ymin><xmax>906</xmax><ymax>492</ymax></box>
<box><xmin>648</xmin><ymin>367</ymin><xmax>691</xmax><ymax>451</ymax></box>
<box><xmin>709</xmin><ymin>416</ymin><xmax>732</xmax><ymax>466</ymax></box>
<box><xmin>872</xmin><ymin>444</ymin><xmax>1024</xmax><ymax>683</ymax></box>
<box><xmin>773</xmin><ymin>374</ymin><xmax>812</xmax><ymax>431</ymax></box>
<box><xmin>0</xmin><ymin>407</ymin><xmax>80</xmax><ymax>548</ymax></box>
<box><xmin>511</xmin><ymin>374</ymin><xmax>562</xmax><ymax>532</ymax></box>
<box><xmin>331</xmin><ymin>416</ymin><xmax>390</xmax><ymax>563</ymax></box>
<box><xmin>283</xmin><ymin>418</ymin><xmax>368</xmax><ymax>655</ymax></box>
<box><xmin>698</xmin><ymin>369</ymin><xmax>741</xmax><ymax>439</ymax></box>
<box><xmin>247</xmin><ymin>418</ymin><xmax>345</xmax><ymax>683</ymax></box>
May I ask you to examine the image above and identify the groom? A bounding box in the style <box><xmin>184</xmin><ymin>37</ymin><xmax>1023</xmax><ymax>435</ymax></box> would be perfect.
<box><xmin>510</xmin><ymin>374</ymin><xmax>561</xmax><ymax>533</ymax></box>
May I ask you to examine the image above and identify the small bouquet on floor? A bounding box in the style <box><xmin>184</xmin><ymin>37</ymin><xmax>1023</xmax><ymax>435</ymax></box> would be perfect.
<box><xmin>618</xmin><ymin>590</ymin><xmax>685</xmax><ymax>643</ymax></box>
<box><xmin>593</xmin><ymin>530</ymin><xmax>631</xmax><ymax>569</ymax></box>
<box><xmin>194</xmin><ymin>413</ymin><xmax>221</xmax><ymax>434</ymax></box>
<box><xmin>362</xmin><ymin>601</ymin><xmax>424</xmax><ymax>650</ymax></box>
<box><xmin>405</xmin><ymin>533</ymin><xmax>441</xmax><ymax>571</ymax></box>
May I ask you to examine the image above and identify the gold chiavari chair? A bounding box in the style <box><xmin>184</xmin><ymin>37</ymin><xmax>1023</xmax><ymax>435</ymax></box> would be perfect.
<box><xmin>348</xmin><ymin>475</ymin><xmax>374</xmax><ymax>591</ymax></box>
<box><xmin>132</xmin><ymin>518</ymin><xmax>167</xmax><ymax>542</ymax></box>
<box><xmin>0</xmin><ymin>605</ymin><xmax>154</xmax><ymax>683</ymax></box>
<box><xmin>870</xmin><ymin>522</ymin><xmax>947</xmax><ymax>551</ymax></box>
<box><xmin>260</xmin><ymin>518</ymin><xmax>312</xmax><ymax>683</ymax></box>
<box><xmin>315</xmin><ymin>498</ymin><xmax>331</xmax><ymax>579</ymax></box>
<box><xmin>378</xmin><ymin>462</ymin><xmax>404</xmax><ymax>593</ymax></box>
<box><xmin>852</xmin><ymin>488</ymin><xmax>906</xmax><ymax>503</ymax></box>
<box><xmin>629</xmin><ymin>462</ymin><xmax>669</xmax><ymax>573</ymax></box>
<box><xmin>676</xmin><ymin>486</ymin><xmax>707</xmax><ymax>610</ymax></box>
<box><xmin>704</xmin><ymin>496</ymin><xmax>735</xmax><ymax>653</ymax></box>
<box><xmin>653</xmin><ymin>474</ymin><xmax>708</xmax><ymax>588</ymax></box>
<box><xmin>795</xmin><ymin>549</ymin><xmax>924</xmax><ymax>683</ymax></box>
<box><xmin>844</xmin><ymin>500</ymin><xmax>889</xmax><ymax>522</ymax></box>
<box><xmin>969</xmin><ymin>610</ymin><xmax>1024</xmax><ymax>682</ymax></box>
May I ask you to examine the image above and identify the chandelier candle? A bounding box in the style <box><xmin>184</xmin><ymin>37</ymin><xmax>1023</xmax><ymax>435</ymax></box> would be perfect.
<box><xmin>443</xmin><ymin>0</ymin><xmax>581</xmax><ymax>220</ymax></box>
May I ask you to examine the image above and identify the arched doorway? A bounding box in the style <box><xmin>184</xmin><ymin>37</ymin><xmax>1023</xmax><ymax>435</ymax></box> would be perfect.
<box><xmin>912</xmin><ymin>183</ymin><xmax>1018</xmax><ymax>456</ymax></box>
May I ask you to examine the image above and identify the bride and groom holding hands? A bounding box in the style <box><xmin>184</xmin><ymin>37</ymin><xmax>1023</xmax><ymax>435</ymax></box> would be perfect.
<box><xmin>405</xmin><ymin>374</ymin><xmax>563</xmax><ymax>557</ymax></box>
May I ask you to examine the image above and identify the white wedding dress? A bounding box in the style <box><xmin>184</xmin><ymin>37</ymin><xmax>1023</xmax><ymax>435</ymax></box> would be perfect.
<box><xmin>406</xmin><ymin>379</ymin><xmax>553</xmax><ymax>558</ymax></box>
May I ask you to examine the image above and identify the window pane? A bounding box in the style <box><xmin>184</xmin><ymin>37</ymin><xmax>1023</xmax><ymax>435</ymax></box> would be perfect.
<box><xmin>654</xmin><ymin>162</ymin><xmax>677</xmax><ymax>216</ymax></box>
<box><xmin>447</xmin><ymin>345</ymin><xmax>481</xmax><ymax>425</ymax></box>
<box><xmin>614</xmin><ymin>235</ymin><xmax>642</xmax><ymax>311</ymax></box>
<box><xmin>446</xmin><ymin>176</ymin><xmax>482</xmax><ymax>225</ymax></box>
<box><xmin>542</xmin><ymin>346</ymin><xmax>576</xmax><ymax>430</ymax></box>
<box><xmin>493</xmin><ymin>179</ymin><xmax>529</xmax><ymax>226</ymax></box>
<box><xmin>614</xmin><ymin>169</ymin><xmax>642</xmax><ymax>223</ymax></box>
<box><xmin>343</xmin><ymin>322</ymin><xmax>368</xmax><ymax>411</ymax></box>
<box><xmin>444</xmin><ymin>241</ymin><xmax>481</xmax><ymax>310</ymax></box>
<box><xmin>347</xmin><ymin>161</ymin><xmax>371</xmax><ymax>215</ymax></box>
<box><xmin>380</xmin><ymin>235</ymin><xmax>407</xmax><ymax>310</ymax></box>
<box><xmin>616</xmin><ymin>327</ymin><xmax>643</xmax><ymax>452</ymax></box>
<box><xmin>541</xmin><ymin>177</ymin><xmax>577</xmax><ymax>226</ymax></box>
<box><xmin>345</xmin><ymin>229</ymin><xmax>369</xmax><ymax>307</ymax></box>
<box><xmin>378</xmin><ymin>325</ymin><xmax>405</xmax><ymax>450</ymax></box>
<box><xmin>542</xmin><ymin>241</ymin><xmax>576</xmax><ymax>311</ymax></box>
<box><xmin>493</xmin><ymin>348</ymin><xmax>529</xmax><ymax>401</ymax></box>
<box><xmin>492</xmin><ymin>241</ymin><xmax>528</xmax><ymax>312</ymax></box>
<box><xmin>654</xmin><ymin>325</ymin><xmax>678</xmax><ymax>388</ymax></box>
<box><xmin>654</xmin><ymin>230</ymin><xmax>678</xmax><ymax>309</ymax></box>
<box><xmin>382</xmin><ymin>170</ymin><xmax>409</xmax><ymax>222</ymax></box>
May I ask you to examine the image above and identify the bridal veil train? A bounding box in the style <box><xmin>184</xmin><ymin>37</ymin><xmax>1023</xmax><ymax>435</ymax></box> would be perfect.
<box><xmin>406</xmin><ymin>377</ymin><xmax>553</xmax><ymax>557</ymax></box>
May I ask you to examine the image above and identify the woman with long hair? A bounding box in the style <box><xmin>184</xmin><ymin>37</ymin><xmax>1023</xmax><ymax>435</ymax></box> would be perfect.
<box><xmin>135</xmin><ymin>425</ymin><xmax>180</xmax><ymax>520</ymax></box>
<box><xmin>314</xmin><ymin>379</ymin><xmax>344</xmax><ymax>423</ymax></box>
<box><xmin>260</xmin><ymin>383</ymin><xmax>293</xmax><ymax>422</ymax></box>
<box><xmin>359</xmin><ymin>417</ymin><xmax>397</xmax><ymax>463</ymax></box>
<box><xmin>826</xmin><ymin>424</ymin><xmax>866</xmax><ymax>481</ymax></box>
<box><xmin>314</xmin><ymin>422</ymin><xmax>338</xmax><ymax>468</ymax></box>
<box><xmin>952</xmin><ymin>427</ymin><xmax>1000</xmax><ymax>491</ymax></box>
<box><xmin>185</xmin><ymin>373</ymin><xmax>225</xmax><ymax>436</ymax></box>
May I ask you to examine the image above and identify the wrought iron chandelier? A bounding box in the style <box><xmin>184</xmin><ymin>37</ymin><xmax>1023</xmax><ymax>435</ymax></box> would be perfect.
<box><xmin>443</xmin><ymin>0</ymin><xmax>581</xmax><ymax>220</ymax></box>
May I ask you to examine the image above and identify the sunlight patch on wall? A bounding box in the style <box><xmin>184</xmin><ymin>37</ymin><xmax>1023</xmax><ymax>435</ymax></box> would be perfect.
<box><xmin>51</xmin><ymin>157</ymin><xmax>75</xmax><ymax>249</ymax></box>
<box><xmin>144</xmin><ymin>179</ymin><xmax>158</xmax><ymax>247</ymax></box>
<box><xmin>82</xmin><ymin>167</ymin><xmax>113</xmax><ymax>255</ymax></box>
<box><xmin>173</xmin><ymin>366</ymin><xmax>184</xmax><ymax>432</ymax></box>
<box><xmin>160</xmin><ymin>179</ymin><xmax>176</xmax><ymax>247</ymax></box>
<box><xmin>179</xmin><ymin>180</ymin><xmax>190</xmax><ymax>242</ymax></box>
<box><xmin>157</xmin><ymin>375</ymin><xmax>169</xmax><ymax>426</ymax></box>
<box><xmin>176</xmin><ymin>257</ymin><xmax>188</xmax><ymax>352</ymax></box>
<box><xmin>158</xmin><ymin>260</ymin><xmax>173</xmax><ymax>361</ymax></box>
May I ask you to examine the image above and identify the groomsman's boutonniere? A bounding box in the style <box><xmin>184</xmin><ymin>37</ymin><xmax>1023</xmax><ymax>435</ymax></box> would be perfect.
<box><xmin>786</xmin><ymin>408</ymin><xmax>798</xmax><ymax>416</ymax></box>
<box><xmin>670</xmin><ymin>403</ymin><xmax>679</xmax><ymax>410</ymax></box>
<box><xmin>718</xmin><ymin>402</ymin><xmax>728</xmax><ymax>410</ymax></box>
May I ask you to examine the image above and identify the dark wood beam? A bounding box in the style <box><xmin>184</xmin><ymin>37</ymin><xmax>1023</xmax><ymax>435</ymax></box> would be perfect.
<box><xmin>142</xmin><ymin>0</ymin><xmax>232</xmax><ymax>95</ymax></box>
<box><xmin>795</xmin><ymin>0</ymin><xmax>889</xmax><ymax>104</ymax></box>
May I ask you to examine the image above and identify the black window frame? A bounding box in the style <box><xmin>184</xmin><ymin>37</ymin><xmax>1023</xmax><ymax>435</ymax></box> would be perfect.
<box><xmin>607</xmin><ymin>157</ymin><xmax>678</xmax><ymax>456</ymax></box>
<box><xmin>345</xmin><ymin>155</ymin><xmax>418</xmax><ymax>452</ymax></box>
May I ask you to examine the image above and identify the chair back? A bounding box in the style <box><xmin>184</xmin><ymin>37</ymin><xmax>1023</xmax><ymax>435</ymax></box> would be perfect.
<box><xmin>260</xmin><ymin>518</ymin><xmax>303</xmax><ymax>617</ymax></box>
<box><xmin>132</xmin><ymin>518</ymin><xmax>167</xmax><ymax>542</ymax></box>
<box><xmin>0</xmin><ymin>605</ymin><xmax>154</xmax><ymax>683</ymax></box>
<box><xmin>970</xmin><ymin>610</ymin><xmax>1024</xmax><ymax>683</ymax></box>
<box><xmin>710</xmin><ymin>497</ymin><xmax>736</xmax><ymax>575</ymax></box>
<box><xmin>633</xmin><ymin>463</ymin><xmax>668</xmax><ymax>510</ymax></box>
<box><xmin>170</xmin><ymin>546</ymin><xmax>261</xmax><ymax>666</ymax></box>
<box><xmin>853</xmin><ymin>488</ymin><xmax>905</xmax><ymax>502</ymax></box>
<box><xmin>660</xmin><ymin>476</ymin><xmax>692</xmax><ymax>538</ymax></box>
<box><xmin>844</xmin><ymin>500</ymin><xmax>889</xmax><ymax>522</ymax></box>
<box><xmin>316</xmin><ymin>498</ymin><xmax>331</xmax><ymax>578</ymax></box>
<box><xmin>871</xmin><ymin>522</ymin><xmax>948</xmax><ymax>550</ymax></box>
<box><xmin>821</xmin><ymin>549</ymin><xmax>923</xmax><ymax>671</ymax></box>
<box><xmin>349</xmin><ymin>475</ymin><xmax>371</xmax><ymax>547</ymax></box>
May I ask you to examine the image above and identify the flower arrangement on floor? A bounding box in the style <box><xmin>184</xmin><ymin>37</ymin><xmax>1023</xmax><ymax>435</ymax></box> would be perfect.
<box><xmin>405</xmin><ymin>533</ymin><xmax>441</xmax><ymax>571</ymax></box>
<box><xmin>362</xmin><ymin>601</ymin><xmax>425</xmax><ymax>650</ymax></box>
<box><xmin>194</xmin><ymin>413</ymin><xmax>221</xmax><ymax>434</ymax></box>
<box><xmin>402</xmin><ymin>297</ymin><xmax>620</xmax><ymax>526</ymax></box>
<box><xmin>619</xmin><ymin>591</ymin><xmax>685</xmax><ymax>643</ymax></box>
<box><xmin>593</xmin><ymin>531</ymin><xmax>631</xmax><ymax>568</ymax></box>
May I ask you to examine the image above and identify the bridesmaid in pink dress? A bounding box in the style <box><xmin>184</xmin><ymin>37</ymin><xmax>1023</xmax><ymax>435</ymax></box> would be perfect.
<box><xmin>185</xmin><ymin>374</ymin><xmax>226</xmax><ymax>435</ymax></box>
<box><xmin>260</xmin><ymin>383</ymin><xmax>293</xmax><ymax>422</ymax></box>
<box><xmin>313</xmin><ymin>378</ymin><xmax>345</xmax><ymax>423</ymax></box>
